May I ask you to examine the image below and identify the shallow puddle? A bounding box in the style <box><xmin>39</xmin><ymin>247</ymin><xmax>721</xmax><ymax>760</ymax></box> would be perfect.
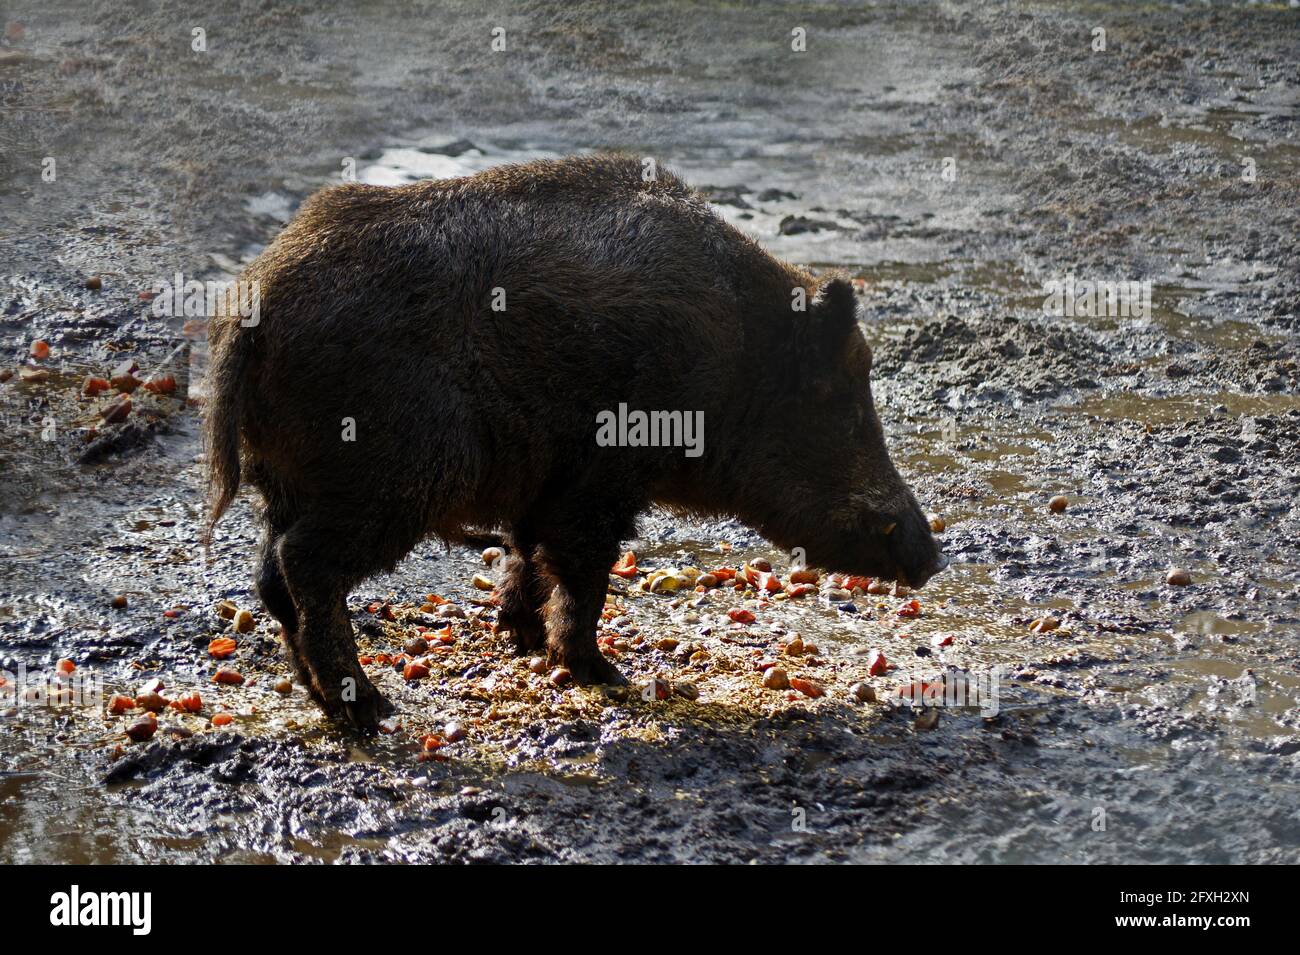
<box><xmin>1079</xmin><ymin>108</ymin><xmax>1300</xmax><ymax>175</ymax></box>
<box><xmin>1056</xmin><ymin>391</ymin><xmax>1300</xmax><ymax>425</ymax></box>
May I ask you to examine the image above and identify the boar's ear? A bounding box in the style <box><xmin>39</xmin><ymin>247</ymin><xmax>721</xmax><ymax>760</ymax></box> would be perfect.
<box><xmin>796</xmin><ymin>277</ymin><xmax>859</xmax><ymax>375</ymax></box>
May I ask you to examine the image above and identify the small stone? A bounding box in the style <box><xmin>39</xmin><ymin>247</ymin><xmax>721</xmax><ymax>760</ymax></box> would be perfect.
<box><xmin>1048</xmin><ymin>495</ymin><xmax>1069</xmax><ymax>513</ymax></box>
<box><xmin>914</xmin><ymin>708</ymin><xmax>940</xmax><ymax>731</ymax></box>
<box><xmin>673</xmin><ymin>681</ymin><xmax>700</xmax><ymax>701</ymax></box>
<box><xmin>649</xmin><ymin>572</ymin><xmax>687</xmax><ymax>593</ymax></box>
<box><xmin>143</xmin><ymin>375</ymin><xmax>177</xmax><ymax>395</ymax></box>
<box><xmin>134</xmin><ymin>691</ymin><xmax>166</xmax><ymax>712</ymax></box>
<box><xmin>762</xmin><ymin>667</ymin><xmax>790</xmax><ymax>690</ymax></box>
<box><xmin>125</xmin><ymin>715</ymin><xmax>157</xmax><ymax>742</ymax></box>
<box><xmin>790</xmin><ymin>677</ymin><xmax>824</xmax><ymax>698</ymax></box>
<box><xmin>1166</xmin><ymin>568</ymin><xmax>1192</xmax><ymax>586</ymax></box>
<box><xmin>402</xmin><ymin>660</ymin><xmax>430</xmax><ymax>680</ymax></box>
<box><xmin>849</xmin><ymin>682</ymin><xmax>876</xmax><ymax>703</ymax></box>
<box><xmin>824</xmin><ymin>588</ymin><xmax>852</xmax><ymax>601</ymax></box>
<box><xmin>110</xmin><ymin>372</ymin><xmax>142</xmax><ymax>394</ymax></box>
<box><xmin>99</xmin><ymin>394</ymin><xmax>131</xmax><ymax>426</ymax></box>
<box><xmin>867</xmin><ymin>650</ymin><xmax>888</xmax><ymax>676</ymax></box>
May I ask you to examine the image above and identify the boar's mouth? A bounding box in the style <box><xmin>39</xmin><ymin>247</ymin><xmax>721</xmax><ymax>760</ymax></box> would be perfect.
<box><xmin>895</xmin><ymin>553</ymin><xmax>950</xmax><ymax>588</ymax></box>
<box><xmin>882</xmin><ymin>510</ymin><xmax>948</xmax><ymax>588</ymax></box>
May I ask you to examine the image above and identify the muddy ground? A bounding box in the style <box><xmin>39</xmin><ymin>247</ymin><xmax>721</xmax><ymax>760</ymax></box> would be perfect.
<box><xmin>1</xmin><ymin>0</ymin><xmax>1298</xmax><ymax>863</ymax></box>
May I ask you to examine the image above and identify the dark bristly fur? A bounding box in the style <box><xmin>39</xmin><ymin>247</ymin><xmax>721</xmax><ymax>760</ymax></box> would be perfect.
<box><xmin>205</xmin><ymin>154</ymin><xmax>944</xmax><ymax>729</ymax></box>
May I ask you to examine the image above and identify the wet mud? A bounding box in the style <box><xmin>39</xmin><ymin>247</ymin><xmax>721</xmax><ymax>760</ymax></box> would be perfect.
<box><xmin>1</xmin><ymin>1</ymin><xmax>1298</xmax><ymax>863</ymax></box>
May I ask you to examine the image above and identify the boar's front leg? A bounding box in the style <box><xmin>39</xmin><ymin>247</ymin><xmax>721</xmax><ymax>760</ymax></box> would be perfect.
<box><xmin>531</xmin><ymin>504</ymin><xmax>636</xmax><ymax>686</ymax></box>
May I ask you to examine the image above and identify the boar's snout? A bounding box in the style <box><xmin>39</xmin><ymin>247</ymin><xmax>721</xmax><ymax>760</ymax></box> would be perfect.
<box><xmin>887</xmin><ymin>506</ymin><xmax>948</xmax><ymax>589</ymax></box>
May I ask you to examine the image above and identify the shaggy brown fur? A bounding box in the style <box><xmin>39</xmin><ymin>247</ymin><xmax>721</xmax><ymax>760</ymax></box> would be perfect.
<box><xmin>205</xmin><ymin>154</ymin><xmax>944</xmax><ymax>729</ymax></box>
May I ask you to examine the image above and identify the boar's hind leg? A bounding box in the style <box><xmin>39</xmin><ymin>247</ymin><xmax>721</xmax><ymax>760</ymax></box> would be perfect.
<box><xmin>276</xmin><ymin>518</ymin><xmax>391</xmax><ymax>730</ymax></box>
<box><xmin>496</xmin><ymin>536</ymin><xmax>549</xmax><ymax>655</ymax></box>
<box><xmin>532</xmin><ymin>507</ymin><xmax>636</xmax><ymax>686</ymax></box>
<box><xmin>255</xmin><ymin>526</ymin><xmax>318</xmax><ymax>703</ymax></box>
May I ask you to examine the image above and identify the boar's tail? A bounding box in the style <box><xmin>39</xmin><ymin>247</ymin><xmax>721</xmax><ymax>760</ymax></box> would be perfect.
<box><xmin>202</xmin><ymin>317</ymin><xmax>251</xmax><ymax>547</ymax></box>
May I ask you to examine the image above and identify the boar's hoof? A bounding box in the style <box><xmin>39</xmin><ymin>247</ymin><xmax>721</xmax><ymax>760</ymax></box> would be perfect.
<box><xmin>561</xmin><ymin>653</ymin><xmax>629</xmax><ymax>687</ymax></box>
<box><xmin>323</xmin><ymin>674</ymin><xmax>391</xmax><ymax>732</ymax></box>
<box><xmin>497</xmin><ymin>610</ymin><xmax>547</xmax><ymax>655</ymax></box>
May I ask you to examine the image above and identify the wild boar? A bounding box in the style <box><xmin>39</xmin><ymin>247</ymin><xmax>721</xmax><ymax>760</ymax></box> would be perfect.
<box><xmin>205</xmin><ymin>154</ymin><xmax>946</xmax><ymax>728</ymax></box>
